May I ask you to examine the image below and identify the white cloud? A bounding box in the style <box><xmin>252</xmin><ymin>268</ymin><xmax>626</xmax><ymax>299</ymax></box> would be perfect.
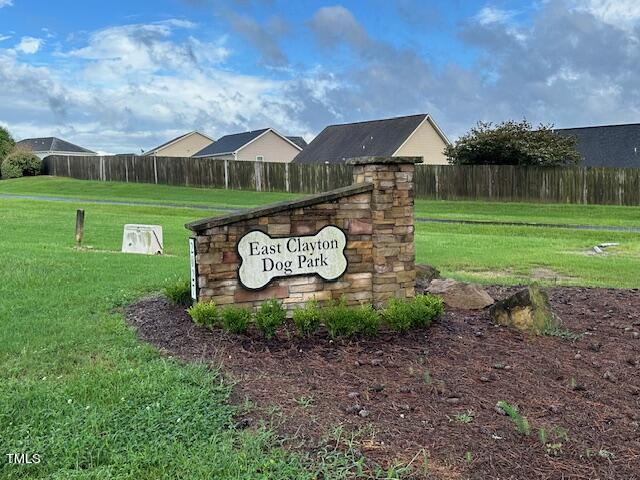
<box><xmin>580</xmin><ymin>0</ymin><xmax>640</xmax><ymax>28</ymax></box>
<box><xmin>0</xmin><ymin>35</ymin><xmax>11</xmax><ymax>42</ymax></box>
<box><xmin>15</xmin><ymin>36</ymin><xmax>42</xmax><ymax>54</ymax></box>
<box><xmin>475</xmin><ymin>7</ymin><xmax>515</xmax><ymax>25</ymax></box>
<box><xmin>66</xmin><ymin>23</ymin><xmax>228</xmax><ymax>82</ymax></box>
<box><xmin>0</xmin><ymin>20</ymin><xmax>308</xmax><ymax>153</ymax></box>
<box><xmin>0</xmin><ymin>0</ymin><xmax>13</xmax><ymax>8</ymax></box>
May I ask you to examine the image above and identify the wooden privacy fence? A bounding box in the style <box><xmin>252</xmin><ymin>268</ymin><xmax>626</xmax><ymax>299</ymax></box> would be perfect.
<box><xmin>42</xmin><ymin>155</ymin><xmax>640</xmax><ymax>205</ymax></box>
<box><xmin>43</xmin><ymin>155</ymin><xmax>353</xmax><ymax>195</ymax></box>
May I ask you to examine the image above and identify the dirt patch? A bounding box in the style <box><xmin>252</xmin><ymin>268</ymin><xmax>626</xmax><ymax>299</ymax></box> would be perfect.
<box><xmin>126</xmin><ymin>287</ymin><xmax>640</xmax><ymax>479</ymax></box>
<box><xmin>457</xmin><ymin>267</ymin><xmax>578</xmax><ymax>284</ymax></box>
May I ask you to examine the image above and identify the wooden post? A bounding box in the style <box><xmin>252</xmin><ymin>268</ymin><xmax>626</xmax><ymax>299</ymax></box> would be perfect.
<box><xmin>75</xmin><ymin>209</ymin><xmax>85</xmax><ymax>247</ymax></box>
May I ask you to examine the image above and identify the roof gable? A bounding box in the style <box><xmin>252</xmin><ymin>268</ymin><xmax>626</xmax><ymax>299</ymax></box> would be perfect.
<box><xmin>193</xmin><ymin>128</ymin><xmax>302</xmax><ymax>157</ymax></box>
<box><xmin>294</xmin><ymin>114</ymin><xmax>428</xmax><ymax>164</ymax></box>
<box><xmin>17</xmin><ymin>137</ymin><xmax>96</xmax><ymax>154</ymax></box>
<box><xmin>193</xmin><ymin>129</ymin><xmax>269</xmax><ymax>157</ymax></box>
<box><xmin>143</xmin><ymin>131</ymin><xmax>214</xmax><ymax>156</ymax></box>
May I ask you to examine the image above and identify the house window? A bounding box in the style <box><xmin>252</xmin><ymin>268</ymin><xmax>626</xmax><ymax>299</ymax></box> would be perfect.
<box><xmin>256</xmin><ymin>155</ymin><xmax>264</xmax><ymax>162</ymax></box>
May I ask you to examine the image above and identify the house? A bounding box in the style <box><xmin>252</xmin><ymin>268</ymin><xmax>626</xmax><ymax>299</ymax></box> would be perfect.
<box><xmin>555</xmin><ymin>123</ymin><xmax>640</xmax><ymax>168</ymax></box>
<box><xmin>16</xmin><ymin>137</ymin><xmax>97</xmax><ymax>159</ymax></box>
<box><xmin>142</xmin><ymin>131</ymin><xmax>214</xmax><ymax>157</ymax></box>
<box><xmin>294</xmin><ymin>114</ymin><xmax>450</xmax><ymax>165</ymax></box>
<box><xmin>192</xmin><ymin>128</ymin><xmax>303</xmax><ymax>163</ymax></box>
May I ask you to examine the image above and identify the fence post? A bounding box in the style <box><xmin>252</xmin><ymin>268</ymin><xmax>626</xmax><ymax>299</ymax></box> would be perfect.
<box><xmin>66</xmin><ymin>156</ymin><xmax>71</xmax><ymax>177</ymax></box>
<box><xmin>224</xmin><ymin>159</ymin><xmax>229</xmax><ymax>189</ymax></box>
<box><xmin>153</xmin><ymin>156</ymin><xmax>158</xmax><ymax>184</ymax></box>
<box><xmin>285</xmin><ymin>163</ymin><xmax>290</xmax><ymax>192</ymax></box>
<box><xmin>254</xmin><ymin>161</ymin><xmax>262</xmax><ymax>192</ymax></box>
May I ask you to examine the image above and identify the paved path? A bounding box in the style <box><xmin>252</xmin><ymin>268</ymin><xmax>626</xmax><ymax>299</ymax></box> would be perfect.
<box><xmin>0</xmin><ymin>193</ymin><xmax>235</xmax><ymax>211</ymax></box>
<box><xmin>2</xmin><ymin>193</ymin><xmax>639</xmax><ymax>233</ymax></box>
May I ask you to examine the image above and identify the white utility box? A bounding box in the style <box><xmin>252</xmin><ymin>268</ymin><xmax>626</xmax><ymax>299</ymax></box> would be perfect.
<box><xmin>122</xmin><ymin>224</ymin><xmax>164</xmax><ymax>255</ymax></box>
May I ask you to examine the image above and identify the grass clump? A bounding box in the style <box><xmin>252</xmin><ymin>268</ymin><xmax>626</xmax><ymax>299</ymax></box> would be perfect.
<box><xmin>187</xmin><ymin>301</ymin><xmax>218</xmax><ymax>328</ymax></box>
<box><xmin>384</xmin><ymin>294</ymin><xmax>444</xmax><ymax>332</ymax></box>
<box><xmin>293</xmin><ymin>300</ymin><xmax>322</xmax><ymax>336</ymax></box>
<box><xmin>322</xmin><ymin>299</ymin><xmax>382</xmax><ymax>338</ymax></box>
<box><xmin>496</xmin><ymin>400</ymin><xmax>530</xmax><ymax>435</ymax></box>
<box><xmin>164</xmin><ymin>278</ymin><xmax>192</xmax><ymax>307</ymax></box>
<box><xmin>220</xmin><ymin>306</ymin><xmax>252</xmax><ymax>334</ymax></box>
<box><xmin>454</xmin><ymin>410</ymin><xmax>475</xmax><ymax>424</ymax></box>
<box><xmin>544</xmin><ymin>326</ymin><xmax>584</xmax><ymax>341</ymax></box>
<box><xmin>255</xmin><ymin>299</ymin><xmax>286</xmax><ymax>339</ymax></box>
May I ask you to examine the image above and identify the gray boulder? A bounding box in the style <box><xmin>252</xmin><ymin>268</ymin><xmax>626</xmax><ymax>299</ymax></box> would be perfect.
<box><xmin>426</xmin><ymin>278</ymin><xmax>494</xmax><ymax>310</ymax></box>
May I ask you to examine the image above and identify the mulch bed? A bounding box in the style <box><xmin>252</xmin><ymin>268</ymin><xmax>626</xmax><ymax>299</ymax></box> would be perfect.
<box><xmin>125</xmin><ymin>286</ymin><xmax>640</xmax><ymax>479</ymax></box>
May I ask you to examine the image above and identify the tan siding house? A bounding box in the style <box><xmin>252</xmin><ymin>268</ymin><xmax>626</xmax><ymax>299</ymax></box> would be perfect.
<box><xmin>193</xmin><ymin>128</ymin><xmax>302</xmax><ymax>163</ymax></box>
<box><xmin>393</xmin><ymin>116</ymin><xmax>449</xmax><ymax>165</ymax></box>
<box><xmin>143</xmin><ymin>131</ymin><xmax>214</xmax><ymax>157</ymax></box>
<box><xmin>294</xmin><ymin>114</ymin><xmax>450</xmax><ymax>165</ymax></box>
<box><xmin>235</xmin><ymin>130</ymin><xmax>301</xmax><ymax>163</ymax></box>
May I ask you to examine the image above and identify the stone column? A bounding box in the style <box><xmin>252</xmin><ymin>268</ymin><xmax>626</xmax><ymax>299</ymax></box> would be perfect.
<box><xmin>347</xmin><ymin>156</ymin><xmax>420</xmax><ymax>307</ymax></box>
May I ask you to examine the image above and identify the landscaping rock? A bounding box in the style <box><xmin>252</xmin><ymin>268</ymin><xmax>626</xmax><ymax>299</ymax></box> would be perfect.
<box><xmin>426</xmin><ymin>278</ymin><xmax>494</xmax><ymax>310</ymax></box>
<box><xmin>490</xmin><ymin>285</ymin><xmax>560</xmax><ymax>334</ymax></box>
<box><xmin>416</xmin><ymin>264</ymin><xmax>441</xmax><ymax>287</ymax></box>
<box><xmin>358</xmin><ymin>409</ymin><xmax>370</xmax><ymax>418</ymax></box>
<box><xmin>345</xmin><ymin>404</ymin><xmax>361</xmax><ymax>414</ymax></box>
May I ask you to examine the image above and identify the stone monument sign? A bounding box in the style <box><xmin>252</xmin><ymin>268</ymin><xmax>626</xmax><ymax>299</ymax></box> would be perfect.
<box><xmin>185</xmin><ymin>156</ymin><xmax>419</xmax><ymax>312</ymax></box>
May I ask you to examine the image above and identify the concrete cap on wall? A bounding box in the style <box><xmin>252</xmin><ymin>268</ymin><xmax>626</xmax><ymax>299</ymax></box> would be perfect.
<box><xmin>345</xmin><ymin>156</ymin><xmax>423</xmax><ymax>165</ymax></box>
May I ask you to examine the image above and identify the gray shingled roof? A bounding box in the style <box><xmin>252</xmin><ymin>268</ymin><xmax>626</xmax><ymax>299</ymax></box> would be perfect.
<box><xmin>293</xmin><ymin>114</ymin><xmax>427</xmax><ymax>164</ymax></box>
<box><xmin>16</xmin><ymin>137</ymin><xmax>96</xmax><ymax>154</ymax></box>
<box><xmin>286</xmin><ymin>136</ymin><xmax>307</xmax><ymax>149</ymax></box>
<box><xmin>193</xmin><ymin>129</ymin><xmax>269</xmax><ymax>157</ymax></box>
<box><xmin>555</xmin><ymin>124</ymin><xmax>640</xmax><ymax>168</ymax></box>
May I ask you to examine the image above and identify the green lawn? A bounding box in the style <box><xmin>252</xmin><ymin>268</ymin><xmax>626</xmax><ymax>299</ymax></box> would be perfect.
<box><xmin>3</xmin><ymin>176</ymin><xmax>640</xmax><ymax>228</ymax></box>
<box><xmin>417</xmin><ymin>222</ymin><xmax>639</xmax><ymax>288</ymax></box>
<box><xmin>0</xmin><ymin>176</ymin><xmax>297</xmax><ymax>209</ymax></box>
<box><xmin>1</xmin><ymin>178</ymin><xmax>639</xmax><ymax>478</ymax></box>
<box><xmin>413</xmin><ymin>199</ymin><xmax>640</xmax><ymax>228</ymax></box>
<box><xmin>0</xmin><ymin>199</ymin><xmax>374</xmax><ymax>479</ymax></box>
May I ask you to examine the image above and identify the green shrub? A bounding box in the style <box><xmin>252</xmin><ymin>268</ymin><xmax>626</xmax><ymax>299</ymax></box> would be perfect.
<box><xmin>293</xmin><ymin>300</ymin><xmax>321</xmax><ymax>336</ymax></box>
<box><xmin>220</xmin><ymin>306</ymin><xmax>251</xmax><ymax>334</ymax></box>
<box><xmin>255</xmin><ymin>299</ymin><xmax>286</xmax><ymax>339</ymax></box>
<box><xmin>356</xmin><ymin>304</ymin><xmax>382</xmax><ymax>336</ymax></box>
<box><xmin>1</xmin><ymin>148</ymin><xmax>41</xmax><ymax>179</ymax></box>
<box><xmin>384</xmin><ymin>294</ymin><xmax>444</xmax><ymax>332</ymax></box>
<box><xmin>164</xmin><ymin>279</ymin><xmax>192</xmax><ymax>307</ymax></box>
<box><xmin>322</xmin><ymin>299</ymin><xmax>382</xmax><ymax>338</ymax></box>
<box><xmin>187</xmin><ymin>301</ymin><xmax>218</xmax><ymax>328</ymax></box>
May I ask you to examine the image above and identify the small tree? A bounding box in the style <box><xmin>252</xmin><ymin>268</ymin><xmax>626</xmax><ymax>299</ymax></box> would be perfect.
<box><xmin>0</xmin><ymin>126</ymin><xmax>15</xmax><ymax>163</ymax></box>
<box><xmin>446</xmin><ymin>120</ymin><xmax>581</xmax><ymax>166</ymax></box>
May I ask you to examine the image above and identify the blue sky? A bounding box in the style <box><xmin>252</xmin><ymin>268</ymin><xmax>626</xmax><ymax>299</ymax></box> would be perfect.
<box><xmin>1</xmin><ymin>0</ymin><xmax>639</xmax><ymax>153</ymax></box>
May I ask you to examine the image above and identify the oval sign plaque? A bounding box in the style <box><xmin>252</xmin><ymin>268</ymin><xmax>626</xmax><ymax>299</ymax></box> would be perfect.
<box><xmin>237</xmin><ymin>225</ymin><xmax>348</xmax><ymax>290</ymax></box>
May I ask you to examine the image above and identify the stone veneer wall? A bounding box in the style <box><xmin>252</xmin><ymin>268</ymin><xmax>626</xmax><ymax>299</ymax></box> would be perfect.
<box><xmin>187</xmin><ymin>156</ymin><xmax>419</xmax><ymax>312</ymax></box>
<box><xmin>350</xmin><ymin>157</ymin><xmax>416</xmax><ymax>306</ymax></box>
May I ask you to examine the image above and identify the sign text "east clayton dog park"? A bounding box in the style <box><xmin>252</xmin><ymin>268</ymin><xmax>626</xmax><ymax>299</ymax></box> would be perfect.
<box><xmin>237</xmin><ymin>226</ymin><xmax>348</xmax><ymax>290</ymax></box>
